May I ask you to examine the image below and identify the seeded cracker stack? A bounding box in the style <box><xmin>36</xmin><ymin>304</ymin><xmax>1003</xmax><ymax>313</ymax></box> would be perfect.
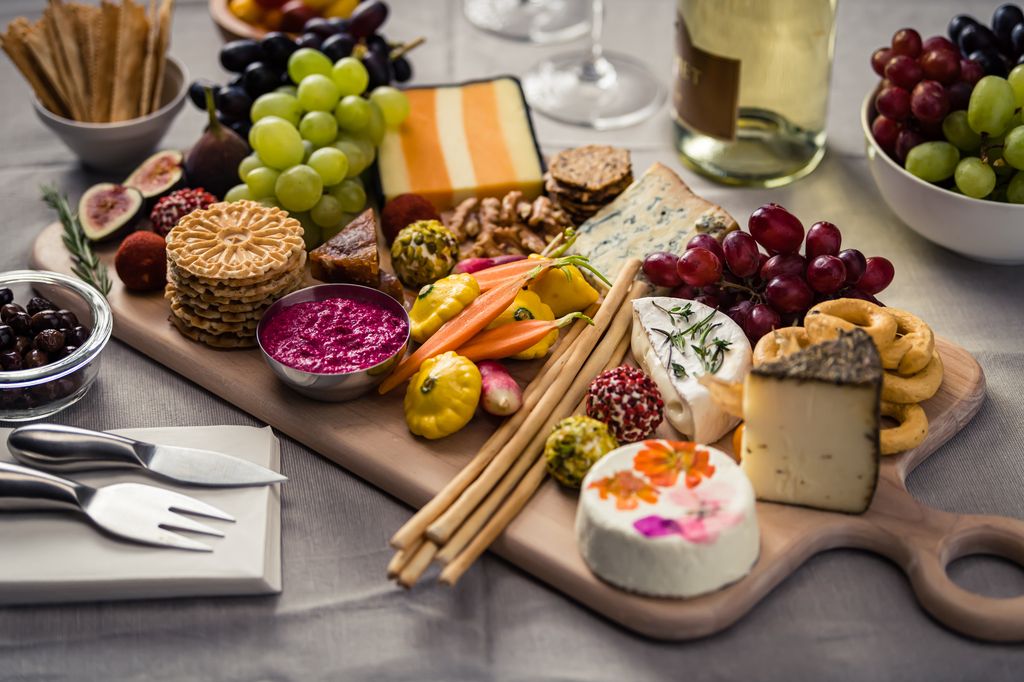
<box><xmin>164</xmin><ymin>201</ymin><xmax>307</xmax><ymax>349</ymax></box>
<box><xmin>544</xmin><ymin>145</ymin><xmax>633</xmax><ymax>225</ymax></box>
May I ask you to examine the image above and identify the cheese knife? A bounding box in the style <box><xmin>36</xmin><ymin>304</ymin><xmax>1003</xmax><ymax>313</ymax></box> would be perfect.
<box><xmin>7</xmin><ymin>425</ymin><xmax>286</xmax><ymax>488</ymax></box>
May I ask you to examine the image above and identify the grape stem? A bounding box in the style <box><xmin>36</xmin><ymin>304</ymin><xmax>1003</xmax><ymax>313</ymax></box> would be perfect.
<box><xmin>389</xmin><ymin>36</ymin><xmax>426</xmax><ymax>61</ymax></box>
<box><xmin>719</xmin><ymin>279</ymin><xmax>763</xmax><ymax>302</ymax></box>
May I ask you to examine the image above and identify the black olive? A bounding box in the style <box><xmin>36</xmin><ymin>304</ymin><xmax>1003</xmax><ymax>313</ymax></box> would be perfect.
<box><xmin>0</xmin><ymin>288</ymin><xmax>11</xmax><ymax>306</ymax></box>
<box><xmin>14</xmin><ymin>336</ymin><xmax>31</xmax><ymax>354</ymax></box>
<box><xmin>66</xmin><ymin>325</ymin><xmax>90</xmax><ymax>346</ymax></box>
<box><xmin>26</xmin><ymin>297</ymin><xmax>55</xmax><ymax>316</ymax></box>
<box><xmin>23</xmin><ymin>349</ymin><xmax>48</xmax><ymax>368</ymax></box>
<box><xmin>56</xmin><ymin>309</ymin><xmax>79</xmax><ymax>330</ymax></box>
<box><xmin>0</xmin><ymin>350</ymin><xmax>22</xmax><ymax>371</ymax></box>
<box><xmin>0</xmin><ymin>325</ymin><xmax>12</xmax><ymax>349</ymax></box>
<box><xmin>1</xmin><ymin>303</ymin><xmax>25</xmax><ymax>322</ymax></box>
<box><xmin>56</xmin><ymin>345</ymin><xmax>78</xmax><ymax>360</ymax></box>
<box><xmin>35</xmin><ymin>329</ymin><xmax>65</xmax><ymax>353</ymax></box>
<box><xmin>30</xmin><ymin>310</ymin><xmax>61</xmax><ymax>334</ymax></box>
<box><xmin>8</xmin><ymin>311</ymin><xmax>30</xmax><ymax>336</ymax></box>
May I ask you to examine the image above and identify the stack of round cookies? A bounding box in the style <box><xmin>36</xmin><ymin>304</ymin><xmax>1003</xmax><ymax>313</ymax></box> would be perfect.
<box><xmin>165</xmin><ymin>200</ymin><xmax>306</xmax><ymax>349</ymax></box>
<box><xmin>544</xmin><ymin>145</ymin><xmax>633</xmax><ymax>225</ymax></box>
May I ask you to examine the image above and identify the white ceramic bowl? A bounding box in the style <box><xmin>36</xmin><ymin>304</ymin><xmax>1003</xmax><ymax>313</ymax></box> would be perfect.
<box><xmin>861</xmin><ymin>93</ymin><xmax>1024</xmax><ymax>265</ymax></box>
<box><xmin>31</xmin><ymin>56</ymin><xmax>189</xmax><ymax>173</ymax></box>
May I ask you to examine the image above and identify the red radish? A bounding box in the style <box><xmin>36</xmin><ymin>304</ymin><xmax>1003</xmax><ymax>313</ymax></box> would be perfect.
<box><xmin>452</xmin><ymin>254</ymin><xmax>526</xmax><ymax>275</ymax></box>
<box><xmin>478</xmin><ymin>361</ymin><xmax>522</xmax><ymax>416</ymax></box>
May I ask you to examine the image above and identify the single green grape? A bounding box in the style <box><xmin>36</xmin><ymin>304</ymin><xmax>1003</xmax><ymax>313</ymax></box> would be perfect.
<box><xmin>942</xmin><ymin>110</ymin><xmax>982</xmax><ymax>152</ymax></box>
<box><xmin>299</xmin><ymin>110</ymin><xmax>339</xmax><ymax>147</ymax></box>
<box><xmin>274</xmin><ymin>164</ymin><xmax>324</xmax><ymax>213</ymax></box>
<box><xmin>334</xmin><ymin>95</ymin><xmax>371</xmax><ymax>131</ymax></box>
<box><xmin>369</xmin><ymin>86</ymin><xmax>411</xmax><ymax>128</ymax></box>
<box><xmin>224</xmin><ymin>184</ymin><xmax>252</xmax><ymax>202</ymax></box>
<box><xmin>953</xmin><ymin>157</ymin><xmax>996</xmax><ymax>198</ymax></box>
<box><xmin>905</xmin><ymin>141</ymin><xmax>960</xmax><ymax>182</ymax></box>
<box><xmin>1002</xmin><ymin>125</ymin><xmax>1024</xmax><ymax>170</ymax></box>
<box><xmin>251</xmin><ymin>92</ymin><xmax>301</xmax><ymax>126</ymax></box>
<box><xmin>302</xmin><ymin>139</ymin><xmax>314</xmax><ymax>163</ymax></box>
<box><xmin>310</xmin><ymin>194</ymin><xmax>345</xmax><ymax>229</ymax></box>
<box><xmin>308</xmin><ymin>147</ymin><xmax>349</xmax><ymax>186</ymax></box>
<box><xmin>1007</xmin><ymin>171</ymin><xmax>1024</xmax><ymax>203</ymax></box>
<box><xmin>288</xmin><ymin>48</ymin><xmax>333</xmax><ymax>83</ymax></box>
<box><xmin>364</xmin><ymin>100</ymin><xmax>386</xmax><ymax>145</ymax></box>
<box><xmin>275</xmin><ymin>85</ymin><xmax>298</xmax><ymax>97</ymax></box>
<box><xmin>244</xmin><ymin>166</ymin><xmax>281</xmax><ymax>199</ymax></box>
<box><xmin>331</xmin><ymin>57</ymin><xmax>369</xmax><ymax>97</ymax></box>
<box><xmin>329</xmin><ymin>178</ymin><xmax>367</xmax><ymax>212</ymax></box>
<box><xmin>252</xmin><ymin>116</ymin><xmax>304</xmax><ymax>170</ymax></box>
<box><xmin>238</xmin><ymin>153</ymin><xmax>263</xmax><ymax>182</ymax></box>
<box><xmin>1008</xmin><ymin>65</ymin><xmax>1024</xmax><ymax>109</ymax></box>
<box><xmin>337</xmin><ymin>133</ymin><xmax>375</xmax><ymax>168</ymax></box>
<box><xmin>293</xmin><ymin>211</ymin><xmax>323</xmax><ymax>250</ymax></box>
<box><xmin>297</xmin><ymin>74</ymin><xmax>341</xmax><ymax>112</ymax></box>
<box><xmin>332</xmin><ymin>139</ymin><xmax>367</xmax><ymax>177</ymax></box>
<box><xmin>968</xmin><ymin>76</ymin><xmax>1017</xmax><ymax>136</ymax></box>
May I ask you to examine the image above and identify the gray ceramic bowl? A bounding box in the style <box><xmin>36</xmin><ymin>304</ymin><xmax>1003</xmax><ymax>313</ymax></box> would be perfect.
<box><xmin>31</xmin><ymin>55</ymin><xmax>189</xmax><ymax>173</ymax></box>
<box><xmin>256</xmin><ymin>284</ymin><xmax>410</xmax><ymax>402</ymax></box>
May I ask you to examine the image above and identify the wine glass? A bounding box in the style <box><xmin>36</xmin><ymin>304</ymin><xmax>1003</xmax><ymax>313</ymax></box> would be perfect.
<box><xmin>463</xmin><ymin>0</ymin><xmax>590</xmax><ymax>44</ymax></box>
<box><xmin>521</xmin><ymin>0</ymin><xmax>665</xmax><ymax>130</ymax></box>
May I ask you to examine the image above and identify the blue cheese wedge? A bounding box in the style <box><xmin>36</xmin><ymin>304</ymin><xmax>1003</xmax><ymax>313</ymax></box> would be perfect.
<box><xmin>631</xmin><ymin>297</ymin><xmax>752</xmax><ymax>443</ymax></box>
<box><xmin>569</xmin><ymin>163</ymin><xmax>737</xmax><ymax>282</ymax></box>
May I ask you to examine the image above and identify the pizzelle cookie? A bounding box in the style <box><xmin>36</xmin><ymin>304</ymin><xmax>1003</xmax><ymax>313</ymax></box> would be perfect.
<box><xmin>164</xmin><ymin>200</ymin><xmax>306</xmax><ymax>348</ymax></box>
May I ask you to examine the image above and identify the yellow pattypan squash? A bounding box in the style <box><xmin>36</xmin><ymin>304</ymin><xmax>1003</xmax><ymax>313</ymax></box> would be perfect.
<box><xmin>408</xmin><ymin>273</ymin><xmax>480</xmax><ymax>344</ymax></box>
<box><xmin>486</xmin><ymin>289</ymin><xmax>556</xmax><ymax>360</ymax></box>
<box><xmin>527</xmin><ymin>255</ymin><xmax>599</xmax><ymax>317</ymax></box>
<box><xmin>404</xmin><ymin>351</ymin><xmax>481</xmax><ymax>439</ymax></box>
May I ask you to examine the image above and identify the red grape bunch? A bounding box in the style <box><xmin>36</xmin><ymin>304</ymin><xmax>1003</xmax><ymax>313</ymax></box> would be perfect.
<box><xmin>641</xmin><ymin>204</ymin><xmax>895</xmax><ymax>344</ymax></box>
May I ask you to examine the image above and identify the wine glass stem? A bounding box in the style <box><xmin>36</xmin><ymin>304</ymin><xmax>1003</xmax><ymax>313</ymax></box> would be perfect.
<box><xmin>579</xmin><ymin>0</ymin><xmax>607</xmax><ymax>83</ymax></box>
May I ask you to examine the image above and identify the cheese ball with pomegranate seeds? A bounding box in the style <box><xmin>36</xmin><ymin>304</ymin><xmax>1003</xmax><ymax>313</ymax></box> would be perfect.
<box><xmin>114</xmin><ymin>231</ymin><xmax>167</xmax><ymax>292</ymax></box>
<box><xmin>150</xmin><ymin>188</ymin><xmax>217</xmax><ymax>236</ymax></box>
<box><xmin>381</xmin><ymin>193</ymin><xmax>441</xmax><ymax>245</ymax></box>
<box><xmin>586</xmin><ymin>366</ymin><xmax>665</xmax><ymax>443</ymax></box>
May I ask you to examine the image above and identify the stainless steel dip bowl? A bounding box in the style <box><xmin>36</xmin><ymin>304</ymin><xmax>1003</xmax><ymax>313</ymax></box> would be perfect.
<box><xmin>256</xmin><ymin>283</ymin><xmax>410</xmax><ymax>402</ymax></box>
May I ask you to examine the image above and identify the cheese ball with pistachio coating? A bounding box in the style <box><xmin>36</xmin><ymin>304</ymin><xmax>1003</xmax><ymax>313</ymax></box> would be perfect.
<box><xmin>544</xmin><ymin>415</ymin><xmax>619</xmax><ymax>488</ymax></box>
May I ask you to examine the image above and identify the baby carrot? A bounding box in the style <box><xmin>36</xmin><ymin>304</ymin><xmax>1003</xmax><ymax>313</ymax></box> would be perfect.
<box><xmin>457</xmin><ymin>313</ymin><xmax>593</xmax><ymax>362</ymax></box>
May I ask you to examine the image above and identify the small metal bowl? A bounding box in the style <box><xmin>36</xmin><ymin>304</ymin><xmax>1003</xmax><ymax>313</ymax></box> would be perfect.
<box><xmin>256</xmin><ymin>284</ymin><xmax>410</xmax><ymax>402</ymax></box>
<box><xmin>0</xmin><ymin>270</ymin><xmax>113</xmax><ymax>422</ymax></box>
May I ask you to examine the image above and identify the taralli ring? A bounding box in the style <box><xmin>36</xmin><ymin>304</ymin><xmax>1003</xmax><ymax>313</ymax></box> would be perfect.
<box><xmin>883</xmin><ymin>352</ymin><xmax>944</xmax><ymax>404</ymax></box>
<box><xmin>880</xmin><ymin>401</ymin><xmax>929</xmax><ymax>455</ymax></box>
<box><xmin>878</xmin><ymin>308</ymin><xmax>935</xmax><ymax>376</ymax></box>
<box><xmin>805</xmin><ymin>299</ymin><xmax>898</xmax><ymax>350</ymax></box>
<box><xmin>752</xmin><ymin>327</ymin><xmax>813</xmax><ymax>366</ymax></box>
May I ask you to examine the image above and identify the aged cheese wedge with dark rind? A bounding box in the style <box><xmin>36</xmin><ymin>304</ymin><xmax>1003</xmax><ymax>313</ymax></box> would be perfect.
<box><xmin>376</xmin><ymin>76</ymin><xmax>545</xmax><ymax>211</ymax></box>
<box><xmin>740</xmin><ymin>329</ymin><xmax>882</xmax><ymax>514</ymax></box>
<box><xmin>568</xmin><ymin>163</ymin><xmax>738</xmax><ymax>283</ymax></box>
<box><xmin>309</xmin><ymin>209</ymin><xmax>380</xmax><ymax>286</ymax></box>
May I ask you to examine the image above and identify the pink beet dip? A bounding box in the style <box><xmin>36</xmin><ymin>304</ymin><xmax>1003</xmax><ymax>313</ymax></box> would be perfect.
<box><xmin>259</xmin><ymin>296</ymin><xmax>408</xmax><ymax>374</ymax></box>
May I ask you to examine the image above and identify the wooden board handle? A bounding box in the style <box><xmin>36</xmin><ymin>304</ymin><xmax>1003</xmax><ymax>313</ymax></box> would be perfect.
<box><xmin>902</xmin><ymin>512</ymin><xmax>1024</xmax><ymax>641</ymax></box>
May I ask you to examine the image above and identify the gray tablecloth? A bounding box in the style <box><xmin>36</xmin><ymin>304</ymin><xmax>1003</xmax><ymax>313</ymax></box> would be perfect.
<box><xmin>2</xmin><ymin>0</ymin><xmax>1024</xmax><ymax>679</ymax></box>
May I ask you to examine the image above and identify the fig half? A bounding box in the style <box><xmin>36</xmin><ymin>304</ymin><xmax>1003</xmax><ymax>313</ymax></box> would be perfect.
<box><xmin>124</xmin><ymin>150</ymin><xmax>184</xmax><ymax>201</ymax></box>
<box><xmin>78</xmin><ymin>183</ymin><xmax>145</xmax><ymax>242</ymax></box>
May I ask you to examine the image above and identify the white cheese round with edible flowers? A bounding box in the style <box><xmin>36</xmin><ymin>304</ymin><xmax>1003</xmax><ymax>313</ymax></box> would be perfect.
<box><xmin>575</xmin><ymin>440</ymin><xmax>759</xmax><ymax>598</ymax></box>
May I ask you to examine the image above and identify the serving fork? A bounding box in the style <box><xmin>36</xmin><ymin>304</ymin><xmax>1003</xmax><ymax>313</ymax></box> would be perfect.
<box><xmin>0</xmin><ymin>461</ymin><xmax>234</xmax><ymax>551</ymax></box>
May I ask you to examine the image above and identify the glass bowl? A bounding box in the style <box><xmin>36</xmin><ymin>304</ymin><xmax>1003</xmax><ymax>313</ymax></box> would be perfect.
<box><xmin>0</xmin><ymin>270</ymin><xmax>113</xmax><ymax>422</ymax></box>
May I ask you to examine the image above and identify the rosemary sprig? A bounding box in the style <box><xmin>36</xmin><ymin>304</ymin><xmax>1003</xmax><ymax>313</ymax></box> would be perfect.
<box><xmin>41</xmin><ymin>185</ymin><xmax>111</xmax><ymax>297</ymax></box>
<box><xmin>653</xmin><ymin>300</ymin><xmax>694</xmax><ymax>323</ymax></box>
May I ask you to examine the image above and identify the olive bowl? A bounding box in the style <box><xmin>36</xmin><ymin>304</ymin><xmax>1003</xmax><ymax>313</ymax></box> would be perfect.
<box><xmin>0</xmin><ymin>270</ymin><xmax>113</xmax><ymax>423</ymax></box>
<box><xmin>256</xmin><ymin>283</ymin><xmax>410</xmax><ymax>402</ymax></box>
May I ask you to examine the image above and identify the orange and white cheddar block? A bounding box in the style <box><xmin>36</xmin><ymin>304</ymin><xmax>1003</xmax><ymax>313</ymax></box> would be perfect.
<box><xmin>378</xmin><ymin>77</ymin><xmax>544</xmax><ymax>210</ymax></box>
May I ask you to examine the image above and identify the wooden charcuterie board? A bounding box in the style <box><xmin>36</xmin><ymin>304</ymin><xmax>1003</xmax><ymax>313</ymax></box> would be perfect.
<box><xmin>32</xmin><ymin>221</ymin><xmax>1024</xmax><ymax>642</ymax></box>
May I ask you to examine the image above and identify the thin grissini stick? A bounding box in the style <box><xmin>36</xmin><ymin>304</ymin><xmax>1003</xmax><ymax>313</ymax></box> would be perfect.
<box><xmin>438</xmin><ymin>291</ymin><xmax>641</xmax><ymax>566</ymax></box>
<box><xmin>388</xmin><ymin>304</ymin><xmax>597</xmax><ymax>551</ymax></box>
<box><xmin>397</xmin><ymin>540</ymin><xmax>438</xmax><ymax>589</ymax></box>
<box><xmin>387</xmin><ymin>536</ymin><xmax>424</xmax><ymax>579</ymax></box>
<box><xmin>438</xmin><ymin>285</ymin><xmax>647</xmax><ymax>585</ymax></box>
<box><xmin>425</xmin><ymin>261</ymin><xmax>643</xmax><ymax>545</ymax></box>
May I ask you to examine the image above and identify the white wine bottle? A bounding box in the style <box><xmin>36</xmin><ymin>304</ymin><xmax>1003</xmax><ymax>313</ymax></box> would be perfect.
<box><xmin>673</xmin><ymin>0</ymin><xmax>838</xmax><ymax>187</ymax></box>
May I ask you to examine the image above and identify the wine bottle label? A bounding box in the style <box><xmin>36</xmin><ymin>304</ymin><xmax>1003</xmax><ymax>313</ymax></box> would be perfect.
<box><xmin>673</xmin><ymin>13</ymin><xmax>740</xmax><ymax>141</ymax></box>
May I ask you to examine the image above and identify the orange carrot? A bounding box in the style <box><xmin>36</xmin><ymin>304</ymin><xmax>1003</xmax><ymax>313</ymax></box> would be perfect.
<box><xmin>379</xmin><ymin>266</ymin><xmax>553</xmax><ymax>393</ymax></box>
<box><xmin>473</xmin><ymin>258</ymin><xmax>551</xmax><ymax>291</ymax></box>
<box><xmin>457</xmin><ymin>313</ymin><xmax>592</xmax><ymax>362</ymax></box>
